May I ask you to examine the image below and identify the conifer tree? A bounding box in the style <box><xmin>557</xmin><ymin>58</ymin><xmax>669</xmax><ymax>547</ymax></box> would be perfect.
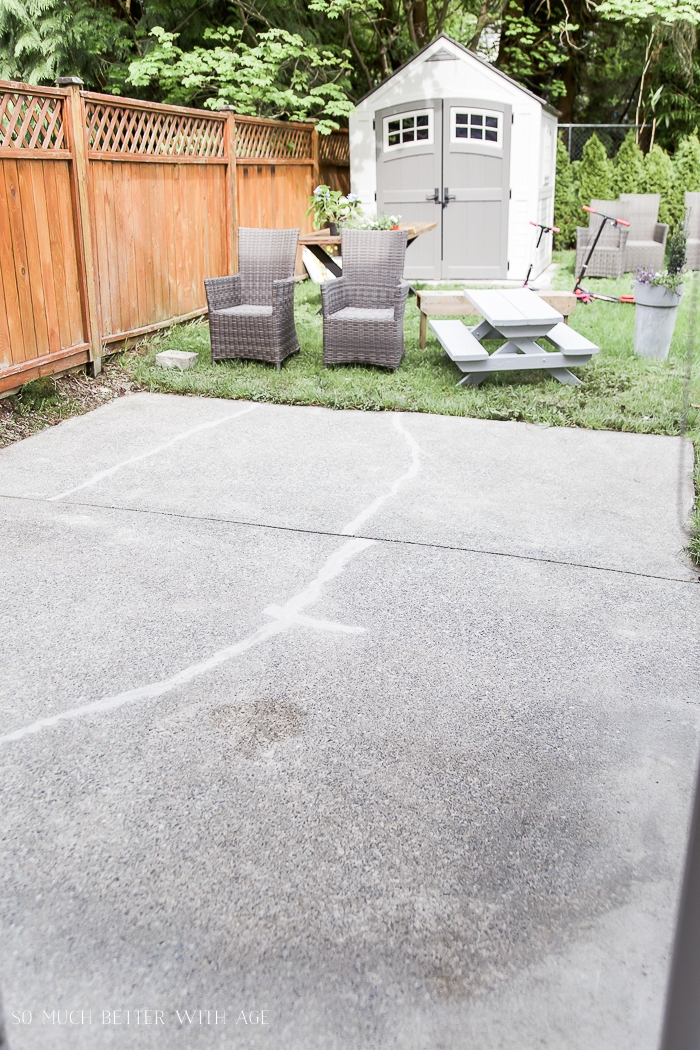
<box><xmin>670</xmin><ymin>135</ymin><xmax>700</xmax><ymax>226</ymax></box>
<box><xmin>553</xmin><ymin>136</ymin><xmax>579</xmax><ymax>249</ymax></box>
<box><xmin>613</xmin><ymin>131</ymin><xmax>645</xmax><ymax>196</ymax></box>
<box><xmin>642</xmin><ymin>144</ymin><xmax>675</xmax><ymax>224</ymax></box>
<box><xmin>578</xmin><ymin>134</ymin><xmax>613</xmax><ymax>206</ymax></box>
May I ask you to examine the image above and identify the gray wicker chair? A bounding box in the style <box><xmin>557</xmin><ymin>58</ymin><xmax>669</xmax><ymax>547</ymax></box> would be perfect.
<box><xmin>204</xmin><ymin>228</ymin><xmax>300</xmax><ymax>370</ymax></box>
<box><xmin>321</xmin><ymin>229</ymin><xmax>409</xmax><ymax>369</ymax></box>
<box><xmin>575</xmin><ymin>199</ymin><xmax>630</xmax><ymax>278</ymax></box>
<box><xmin>619</xmin><ymin>193</ymin><xmax>668</xmax><ymax>271</ymax></box>
<box><xmin>685</xmin><ymin>192</ymin><xmax>700</xmax><ymax>269</ymax></box>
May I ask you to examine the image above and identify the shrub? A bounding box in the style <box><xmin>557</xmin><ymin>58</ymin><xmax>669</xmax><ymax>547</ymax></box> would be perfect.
<box><xmin>553</xmin><ymin>136</ymin><xmax>579</xmax><ymax>249</ymax></box>
<box><xmin>578</xmin><ymin>133</ymin><xmax>613</xmax><ymax>206</ymax></box>
<box><xmin>641</xmin><ymin>144</ymin><xmax>674</xmax><ymax>224</ymax></box>
<box><xmin>670</xmin><ymin>135</ymin><xmax>700</xmax><ymax>226</ymax></box>
<box><xmin>613</xmin><ymin>131</ymin><xmax>645</xmax><ymax>196</ymax></box>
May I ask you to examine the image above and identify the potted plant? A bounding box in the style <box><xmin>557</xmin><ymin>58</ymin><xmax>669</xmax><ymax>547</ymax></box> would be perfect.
<box><xmin>306</xmin><ymin>185</ymin><xmax>363</xmax><ymax>234</ymax></box>
<box><xmin>633</xmin><ymin>225</ymin><xmax>686</xmax><ymax>360</ymax></box>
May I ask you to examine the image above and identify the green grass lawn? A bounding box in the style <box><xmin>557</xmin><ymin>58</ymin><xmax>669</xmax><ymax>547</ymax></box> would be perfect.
<box><xmin>125</xmin><ymin>254</ymin><xmax>699</xmax><ymax>562</ymax></box>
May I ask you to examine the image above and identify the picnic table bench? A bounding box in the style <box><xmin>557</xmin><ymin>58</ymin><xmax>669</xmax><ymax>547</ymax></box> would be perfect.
<box><xmin>429</xmin><ymin>288</ymin><xmax>598</xmax><ymax>386</ymax></box>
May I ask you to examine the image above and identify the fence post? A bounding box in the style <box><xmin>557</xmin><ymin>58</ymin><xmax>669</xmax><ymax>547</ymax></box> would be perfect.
<box><xmin>58</xmin><ymin>77</ymin><xmax>101</xmax><ymax>376</ymax></box>
<box><xmin>221</xmin><ymin>106</ymin><xmax>238</xmax><ymax>274</ymax></box>
<box><xmin>311</xmin><ymin>125</ymin><xmax>320</xmax><ymax>189</ymax></box>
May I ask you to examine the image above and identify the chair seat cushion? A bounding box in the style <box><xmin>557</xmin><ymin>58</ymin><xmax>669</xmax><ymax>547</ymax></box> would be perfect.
<box><xmin>217</xmin><ymin>304</ymin><xmax>273</xmax><ymax>317</ymax></box>
<box><xmin>330</xmin><ymin>307</ymin><xmax>394</xmax><ymax>322</ymax></box>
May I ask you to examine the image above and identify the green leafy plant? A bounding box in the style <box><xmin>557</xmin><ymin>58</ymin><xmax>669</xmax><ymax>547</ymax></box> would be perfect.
<box><xmin>670</xmin><ymin>135</ymin><xmax>700</xmax><ymax>225</ymax></box>
<box><xmin>642</xmin><ymin>143</ymin><xmax>675</xmax><ymax>223</ymax></box>
<box><xmin>667</xmin><ymin>222</ymin><xmax>687</xmax><ymax>272</ymax></box>
<box><xmin>306</xmin><ymin>185</ymin><xmax>363</xmax><ymax>229</ymax></box>
<box><xmin>635</xmin><ymin>265</ymin><xmax>684</xmax><ymax>293</ymax></box>
<box><xmin>553</xmin><ymin>136</ymin><xmax>579</xmax><ymax>249</ymax></box>
<box><xmin>578</xmin><ymin>133</ymin><xmax>614</xmax><ymax>206</ymax></box>
<box><xmin>127</xmin><ymin>27</ymin><xmax>354</xmax><ymax>133</ymax></box>
<box><xmin>343</xmin><ymin>211</ymin><xmax>402</xmax><ymax>230</ymax></box>
<box><xmin>613</xmin><ymin>130</ymin><xmax>645</xmax><ymax>195</ymax></box>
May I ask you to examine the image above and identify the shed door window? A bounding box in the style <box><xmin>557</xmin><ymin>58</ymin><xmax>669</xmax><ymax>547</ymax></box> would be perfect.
<box><xmin>384</xmin><ymin>110</ymin><xmax>433</xmax><ymax>151</ymax></box>
<box><xmin>451</xmin><ymin>108</ymin><xmax>500</xmax><ymax>145</ymax></box>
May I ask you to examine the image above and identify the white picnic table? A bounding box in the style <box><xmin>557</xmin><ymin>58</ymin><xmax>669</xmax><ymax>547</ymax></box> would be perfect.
<box><xmin>429</xmin><ymin>288</ymin><xmax>599</xmax><ymax>387</ymax></box>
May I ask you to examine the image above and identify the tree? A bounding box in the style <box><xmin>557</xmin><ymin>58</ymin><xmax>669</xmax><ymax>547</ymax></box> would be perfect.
<box><xmin>613</xmin><ymin>130</ymin><xmax>645</xmax><ymax>195</ymax></box>
<box><xmin>642</xmin><ymin>143</ymin><xmax>675</xmax><ymax>222</ymax></box>
<box><xmin>670</xmin><ymin>134</ymin><xmax>700</xmax><ymax>223</ymax></box>
<box><xmin>553</xmin><ymin>136</ymin><xmax>580</xmax><ymax>249</ymax></box>
<box><xmin>127</xmin><ymin>26</ymin><xmax>354</xmax><ymax>131</ymax></box>
<box><xmin>578</xmin><ymin>134</ymin><xmax>614</xmax><ymax>205</ymax></box>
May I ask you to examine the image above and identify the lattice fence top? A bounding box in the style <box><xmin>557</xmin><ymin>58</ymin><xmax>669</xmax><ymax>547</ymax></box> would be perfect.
<box><xmin>234</xmin><ymin>118</ymin><xmax>313</xmax><ymax>160</ymax></box>
<box><xmin>0</xmin><ymin>91</ymin><xmax>65</xmax><ymax>151</ymax></box>
<box><xmin>320</xmin><ymin>130</ymin><xmax>349</xmax><ymax>166</ymax></box>
<box><xmin>84</xmin><ymin>101</ymin><xmax>226</xmax><ymax>157</ymax></box>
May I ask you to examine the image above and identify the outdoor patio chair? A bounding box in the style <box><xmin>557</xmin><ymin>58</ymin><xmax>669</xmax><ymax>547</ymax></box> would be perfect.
<box><xmin>575</xmin><ymin>199</ymin><xmax>630</xmax><ymax>278</ymax></box>
<box><xmin>204</xmin><ymin>228</ymin><xmax>300</xmax><ymax>370</ymax></box>
<box><xmin>619</xmin><ymin>193</ymin><xmax>668</xmax><ymax>271</ymax></box>
<box><xmin>685</xmin><ymin>192</ymin><xmax>700</xmax><ymax>269</ymax></box>
<box><xmin>321</xmin><ymin>229</ymin><xmax>409</xmax><ymax>370</ymax></box>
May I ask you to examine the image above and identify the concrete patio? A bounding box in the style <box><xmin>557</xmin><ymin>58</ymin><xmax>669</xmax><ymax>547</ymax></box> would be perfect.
<box><xmin>0</xmin><ymin>393</ymin><xmax>697</xmax><ymax>1049</ymax></box>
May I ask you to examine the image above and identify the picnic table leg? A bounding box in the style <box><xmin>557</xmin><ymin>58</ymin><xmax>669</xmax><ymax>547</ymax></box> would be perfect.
<box><xmin>420</xmin><ymin>311</ymin><xmax>427</xmax><ymax>349</ymax></box>
<box><xmin>509</xmin><ymin>337</ymin><xmax>581</xmax><ymax>385</ymax></box>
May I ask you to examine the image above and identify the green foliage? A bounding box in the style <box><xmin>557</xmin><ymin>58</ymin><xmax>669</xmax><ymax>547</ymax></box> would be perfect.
<box><xmin>0</xmin><ymin>0</ymin><xmax>132</xmax><ymax>86</ymax></box>
<box><xmin>613</xmin><ymin>131</ymin><xmax>645</xmax><ymax>195</ymax></box>
<box><xmin>670</xmin><ymin>135</ymin><xmax>700</xmax><ymax>224</ymax></box>
<box><xmin>553</xmin><ymin>137</ymin><xmax>580</xmax><ymax>249</ymax></box>
<box><xmin>642</xmin><ymin>144</ymin><xmax>675</xmax><ymax>222</ymax></box>
<box><xmin>306</xmin><ymin>185</ymin><xmax>362</xmax><ymax>228</ymax></box>
<box><xmin>578</xmin><ymin>134</ymin><xmax>614</xmax><ymax>206</ymax></box>
<box><xmin>496</xmin><ymin>1</ymin><xmax>567</xmax><ymax>106</ymax></box>
<box><xmin>127</xmin><ymin>27</ymin><xmax>353</xmax><ymax>132</ymax></box>
<box><xmin>667</xmin><ymin>223</ymin><xmax>687</xmax><ymax>270</ymax></box>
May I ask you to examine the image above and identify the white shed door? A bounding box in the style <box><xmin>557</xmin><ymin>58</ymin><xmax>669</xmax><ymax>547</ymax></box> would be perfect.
<box><xmin>375</xmin><ymin>99</ymin><xmax>443</xmax><ymax>279</ymax></box>
<box><xmin>441</xmin><ymin>99</ymin><xmax>511</xmax><ymax>280</ymax></box>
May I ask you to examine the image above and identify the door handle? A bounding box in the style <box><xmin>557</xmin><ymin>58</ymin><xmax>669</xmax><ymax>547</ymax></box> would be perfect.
<box><xmin>426</xmin><ymin>187</ymin><xmax>439</xmax><ymax>202</ymax></box>
<box><xmin>442</xmin><ymin>187</ymin><xmax>456</xmax><ymax>208</ymax></box>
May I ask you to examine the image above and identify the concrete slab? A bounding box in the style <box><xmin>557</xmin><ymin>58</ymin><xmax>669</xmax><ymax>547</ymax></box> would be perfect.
<box><xmin>0</xmin><ymin>394</ymin><xmax>698</xmax><ymax>1050</ymax></box>
<box><xmin>0</xmin><ymin>394</ymin><xmax>694</xmax><ymax>580</ymax></box>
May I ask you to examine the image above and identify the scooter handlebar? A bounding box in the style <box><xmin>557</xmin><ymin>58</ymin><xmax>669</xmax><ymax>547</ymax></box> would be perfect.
<box><xmin>529</xmin><ymin>221</ymin><xmax>561</xmax><ymax>232</ymax></box>
<box><xmin>582</xmin><ymin>205</ymin><xmax>630</xmax><ymax>227</ymax></box>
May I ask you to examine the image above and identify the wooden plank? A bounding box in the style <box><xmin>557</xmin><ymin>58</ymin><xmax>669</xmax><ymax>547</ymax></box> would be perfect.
<box><xmin>224</xmin><ymin>109</ymin><xmax>237</xmax><ymax>273</ymax></box>
<box><xmin>0</xmin><ymin>344</ymin><xmax>90</xmax><ymax>394</ymax></box>
<box><xmin>453</xmin><ymin>351</ymin><xmax>592</xmax><ymax>373</ymax></box>
<box><xmin>86</xmin><ymin>153</ymin><xmax>228</xmax><ymax>165</ymax></box>
<box><xmin>544</xmin><ymin>322</ymin><xmax>599</xmax><ymax>354</ymax></box>
<box><xmin>28</xmin><ymin>160</ymin><xmax>61</xmax><ymax>353</ymax></box>
<box><xmin>0</xmin><ymin>148</ymin><xmax>72</xmax><ymax>161</ymax></box>
<box><xmin>65</xmin><ymin>83</ymin><xmax>101</xmax><ymax>372</ymax></box>
<box><xmin>90</xmin><ymin>161</ymin><xmax>111</xmax><ymax>336</ymax></box>
<box><xmin>3</xmin><ymin>158</ymin><xmax>37</xmax><ymax>361</ymax></box>
<box><xmin>429</xmin><ymin>320</ymin><xmax>489</xmax><ymax>361</ymax></box>
<box><xmin>53</xmin><ymin>161</ymin><xmax>85</xmax><ymax>348</ymax></box>
<box><xmin>101</xmin><ymin>306</ymin><xmax>207</xmax><ymax>345</ymax></box>
<box><xmin>151</xmin><ymin>163</ymin><xmax>167</xmax><ymax>321</ymax></box>
<box><xmin>0</xmin><ymin>238</ymin><xmax>12</xmax><ymax>370</ymax></box>
<box><xmin>0</xmin><ymin>160</ymin><xmax>27</xmax><ymax>365</ymax></box>
<box><xmin>43</xmin><ymin>160</ymin><xmax>71</xmax><ymax>349</ymax></box>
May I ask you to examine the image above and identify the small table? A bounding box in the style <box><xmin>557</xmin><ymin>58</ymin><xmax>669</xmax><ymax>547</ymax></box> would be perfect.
<box><xmin>299</xmin><ymin>221</ymin><xmax>437</xmax><ymax>277</ymax></box>
<box><xmin>416</xmin><ymin>289</ymin><xmax>578</xmax><ymax>349</ymax></box>
<box><xmin>429</xmin><ymin>288</ymin><xmax>599</xmax><ymax>387</ymax></box>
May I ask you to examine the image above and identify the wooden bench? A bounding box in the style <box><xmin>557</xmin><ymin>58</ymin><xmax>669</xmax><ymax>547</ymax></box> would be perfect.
<box><xmin>416</xmin><ymin>289</ymin><xmax>577</xmax><ymax>349</ymax></box>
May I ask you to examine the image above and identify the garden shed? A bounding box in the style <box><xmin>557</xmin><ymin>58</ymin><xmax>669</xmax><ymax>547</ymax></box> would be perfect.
<box><xmin>349</xmin><ymin>34</ymin><xmax>558</xmax><ymax>282</ymax></box>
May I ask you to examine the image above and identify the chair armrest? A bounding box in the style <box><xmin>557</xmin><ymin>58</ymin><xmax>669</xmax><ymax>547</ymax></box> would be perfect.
<box><xmin>654</xmin><ymin>223</ymin><xmax>669</xmax><ymax>246</ymax></box>
<box><xmin>320</xmin><ymin>277</ymin><xmax>348</xmax><ymax>317</ymax></box>
<box><xmin>273</xmin><ymin>276</ymin><xmax>296</xmax><ymax>306</ymax></box>
<box><xmin>204</xmin><ymin>275</ymin><xmax>241</xmax><ymax>313</ymax></box>
<box><xmin>394</xmin><ymin>279</ymin><xmax>410</xmax><ymax>321</ymax></box>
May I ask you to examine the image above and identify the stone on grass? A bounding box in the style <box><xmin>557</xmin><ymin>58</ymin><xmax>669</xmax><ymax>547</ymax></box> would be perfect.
<box><xmin>155</xmin><ymin>350</ymin><xmax>199</xmax><ymax>371</ymax></box>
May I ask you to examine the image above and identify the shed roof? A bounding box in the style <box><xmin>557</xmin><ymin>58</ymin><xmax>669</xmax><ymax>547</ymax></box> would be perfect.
<box><xmin>356</xmin><ymin>33</ymin><xmax>559</xmax><ymax>117</ymax></box>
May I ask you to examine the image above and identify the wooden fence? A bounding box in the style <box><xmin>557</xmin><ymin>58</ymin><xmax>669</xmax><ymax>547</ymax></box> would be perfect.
<box><xmin>0</xmin><ymin>79</ymin><xmax>349</xmax><ymax>393</ymax></box>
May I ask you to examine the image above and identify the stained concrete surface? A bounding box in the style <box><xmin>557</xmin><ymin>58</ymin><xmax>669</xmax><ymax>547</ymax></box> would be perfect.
<box><xmin>0</xmin><ymin>394</ymin><xmax>698</xmax><ymax>1049</ymax></box>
